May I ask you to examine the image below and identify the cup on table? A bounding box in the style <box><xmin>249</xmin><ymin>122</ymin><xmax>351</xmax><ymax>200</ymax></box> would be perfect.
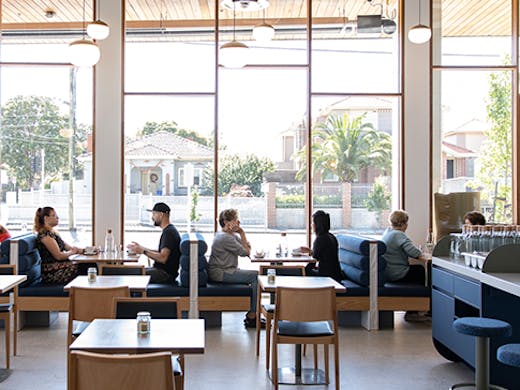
<box><xmin>255</xmin><ymin>249</ymin><xmax>266</xmax><ymax>258</ymax></box>
<box><xmin>267</xmin><ymin>269</ymin><xmax>276</xmax><ymax>284</ymax></box>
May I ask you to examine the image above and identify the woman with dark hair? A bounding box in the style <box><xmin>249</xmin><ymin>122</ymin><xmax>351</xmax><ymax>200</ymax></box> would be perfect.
<box><xmin>464</xmin><ymin>210</ymin><xmax>486</xmax><ymax>226</ymax></box>
<box><xmin>300</xmin><ymin>210</ymin><xmax>343</xmax><ymax>282</ymax></box>
<box><xmin>34</xmin><ymin>207</ymin><xmax>82</xmax><ymax>284</ymax></box>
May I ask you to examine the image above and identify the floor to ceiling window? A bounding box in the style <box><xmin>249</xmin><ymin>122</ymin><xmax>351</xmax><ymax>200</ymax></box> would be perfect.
<box><xmin>432</xmin><ymin>0</ymin><xmax>515</xmax><ymax>227</ymax></box>
<box><xmin>123</xmin><ymin>0</ymin><xmax>402</xmax><ymax>249</ymax></box>
<box><xmin>0</xmin><ymin>2</ymin><xmax>94</xmax><ymax>246</ymax></box>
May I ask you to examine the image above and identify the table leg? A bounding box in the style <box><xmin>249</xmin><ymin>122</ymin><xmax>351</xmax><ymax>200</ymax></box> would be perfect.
<box><xmin>274</xmin><ymin>344</ymin><xmax>327</xmax><ymax>385</ymax></box>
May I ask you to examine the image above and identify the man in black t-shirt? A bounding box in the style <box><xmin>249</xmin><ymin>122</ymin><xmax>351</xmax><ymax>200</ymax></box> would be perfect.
<box><xmin>127</xmin><ymin>202</ymin><xmax>181</xmax><ymax>283</ymax></box>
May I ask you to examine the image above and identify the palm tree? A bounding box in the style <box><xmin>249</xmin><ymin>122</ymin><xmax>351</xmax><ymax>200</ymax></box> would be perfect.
<box><xmin>295</xmin><ymin>113</ymin><xmax>392</xmax><ymax>183</ymax></box>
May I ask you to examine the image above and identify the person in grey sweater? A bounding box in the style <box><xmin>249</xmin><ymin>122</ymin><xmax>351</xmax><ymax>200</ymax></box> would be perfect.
<box><xmin>382</xmin><ymin>209</ymin><xmax>428</xmax><ymax>283</ymax></box>
<box><xmin>208</xmin><ymin>208</ymin><xmax>259</xmax><ymax>328</ymax></box>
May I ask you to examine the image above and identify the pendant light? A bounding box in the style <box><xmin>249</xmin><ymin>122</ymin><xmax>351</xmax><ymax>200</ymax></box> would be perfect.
<box><xmin>220</xmin><ymin>6</ymin><xmax>249</xmax><ymax>69</ymax></box>
<box><xmin>408</xmin><ymin>0</ymin><xmax>431</xmax><ymax>44</ymax></box>
<box><xmin>253</xmin><ymin>9</ymin><xmax>274</xmax><ymax>42</ymax></box>
<box><xmin>87</xmin><ymin>0</ymin><xmax>110</xmax><ymax>41</ymax></box>
<box><xmin>69</xmin><ymin>0</ymin><xmax>100</xmax><ymax>67</ymax></box>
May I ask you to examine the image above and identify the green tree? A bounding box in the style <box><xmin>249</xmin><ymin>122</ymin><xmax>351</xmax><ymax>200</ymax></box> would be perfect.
<box><xmin>468</xmin><ymin>69</ymin><xmax>512</xmax><ymax>223</ymax></box>
<box><xmin>366</xmin><ymin>178</ymin><xmax>391</xmax><ymax>226</ymax></box>
<box><xmin>201</xmin><ymin>154</ymin><xmax>275</xmax><ymax>196</ymax></box>
<box><xmin>0</xmin><ymin>95</ymin><xmax>68</xmax><ymax>189</ymax></box>
<box><xmin>138</xmin><ymin>121</ymin><xmax>211</xmax><ymax>147</ymax></box>
<box><xmin>295</xmin><ymin>113</ymin><xmax>392</xmax><ymax>182</ymax></box>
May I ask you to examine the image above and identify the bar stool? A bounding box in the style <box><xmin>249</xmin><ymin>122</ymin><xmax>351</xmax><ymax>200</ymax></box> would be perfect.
<box><xmin>497</xmin><ymin>343</ymin><xmax>520</xmax><ymax>369</ymax></box>
<box><xmin>451</xmin><ymin>317</ymin><xmax>512</xmax><ymax>390</ymax></box>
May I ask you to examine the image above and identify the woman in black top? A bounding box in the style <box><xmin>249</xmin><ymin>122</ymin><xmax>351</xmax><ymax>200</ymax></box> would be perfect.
<box><xmin>300</xmin><ymin>210</ymin><xmax>343</xmax><ymax>282</ymax></box>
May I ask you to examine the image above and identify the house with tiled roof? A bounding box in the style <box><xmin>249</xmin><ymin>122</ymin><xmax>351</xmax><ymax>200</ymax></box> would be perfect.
<box><xmin>80</xmin><ymin>131</ymin><xmax>212</xmax><ymax>196</ymax></box>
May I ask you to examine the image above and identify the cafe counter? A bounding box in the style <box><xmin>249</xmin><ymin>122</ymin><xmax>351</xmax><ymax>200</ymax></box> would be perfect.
<box><xmin>431</xmin><ymin>240</ymin><xmax>520</xmax><ymax>389</ymax></box>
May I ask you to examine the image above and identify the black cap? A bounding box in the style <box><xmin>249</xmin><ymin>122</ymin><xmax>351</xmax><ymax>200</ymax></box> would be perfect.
<box><xmin>147</xmin><ymin>202</ymin><xmax>170</xmax><ymax>214</ymax></box>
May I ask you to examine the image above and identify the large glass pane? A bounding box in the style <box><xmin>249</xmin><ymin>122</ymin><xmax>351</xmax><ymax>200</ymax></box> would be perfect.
<box><xmin>123</xmin><ymin>95</ymin><xmax>215</xmax><ymax>247</ymax></box>
<box><xmin>432</xmin><ymin>0</ymin><xmax>512</xmax><ymax>66</ymax></box>
<box><xmin>0</xmin><ymin>66</ymin><xmax>94</xmax><ymax>245</ymax></box>
<box><xmin>218</xmin><ymin>0</ymin><xmax>308</xmax><ymax>66</ymax></box>
<box><xmin>217</xmin><ymin>68</ymin><xmax>307</xmax><ymax>252</ymax></box>
<box><xmin>433</xmin><ymin>70</ymin><xmax>513</xmax><ymax>224</ymax></box>
<box><xmin>311</xmin><ymin>95</ymin><xmax>398</xmax><ymax>234</ymax></box>
<box><xmin>312</xmin><ymin>0</ymin><xmax>400</xmax><ymax>93</ymax></box>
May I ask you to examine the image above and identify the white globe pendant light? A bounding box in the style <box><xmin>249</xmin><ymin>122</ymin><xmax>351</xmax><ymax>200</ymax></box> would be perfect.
<box><xmin>253</xmin><ymin>23</ymin><xmax>275</xmax><ymax>42</ymax></box>
<box><xmin>220</xmin><ymin>40</ymin><xmax>249</xmax><ymax>68</ymax></box>
<box><xmin>220</xmin><ymin>6</ymin><xmax>248</xmax><ymax>68</ymax></box>
<box><xmin>408</xmin><ymin>24</ymin><xmax>431</xmax><ymax>44</ymax></box>
<box><xmin>408</xmin><ymin>0</ymin><xmax>431</xmax><ymax>44</ymax></box>
<box><xmin>87</xmin><ymin>20</ymin><xmax>110</xmax><ymax>40</ymax></box>
<box><xmin>68</xmin><ymin>0</ymin><xmax>101</xmax><ymax>67</ymax></box>
<box><xmin>68</xmin><ymin>39</ymin><xmax>101</xmax><ymax>67</ymax></box>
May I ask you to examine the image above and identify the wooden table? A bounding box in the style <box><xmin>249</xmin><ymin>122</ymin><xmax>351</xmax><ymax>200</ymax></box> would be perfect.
<box><xmin>69</xmin><ymin>318</ymin><xmax>204</xmax><ymax>387</ymax></box>
<box><xmin>0</xmin><ymin>275</ymin><xmax>26</xmax><ymax>382</ymax></box>
<box><xmin>250</xmin><ymin>254</ymin><xmax>316</xmax><ymax>266</ymax></box>
<box><xmin>257</xmin><ymin>275</ymin><xmax>345</xmax><ymax>386</ymax></box>
<box><xmin>64</xmin><ymin>275</ymin><xmax>150</xmax><ymax>296</ymax></box>
<box><xmin>69</xmin><ymin>252</ymin><xmax>140</xmax><ymax>264</ymax></box>
<box><xmin>69</xmin><ymin>318</ymin><xmax>205</xmax><ymax>354</ymax></box>
<box><xmin>0</xmin><ymin>275</ymin><xmax>27</xmax><ymax>293</ymax></box>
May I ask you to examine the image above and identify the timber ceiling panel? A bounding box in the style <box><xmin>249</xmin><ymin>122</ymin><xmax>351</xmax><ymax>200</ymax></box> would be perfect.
<box><xmin>0</xmin><ymin>0</ymin><xmax>512</xmax><ymax>37</ymax></box>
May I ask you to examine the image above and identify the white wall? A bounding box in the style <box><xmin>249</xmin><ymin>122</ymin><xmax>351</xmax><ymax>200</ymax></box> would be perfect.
<box><xmin>94</xmin><ymin>0</ymin><xmax>123</xmax><ymax>246</ymax></box>
<box><xmin>403</xmin><ymin>0</ymin><xmax>431</xmax><ymax>245</ymax></box>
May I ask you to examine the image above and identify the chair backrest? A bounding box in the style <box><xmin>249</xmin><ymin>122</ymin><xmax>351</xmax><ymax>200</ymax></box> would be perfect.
<box><xmin>98</xmin><ymin>264</ymin><xmax>145</xmax><ymax>276</ymax></box>
<box><xmin>275</xmin><ymin>286</ymin><xmax>336</xmax><ymax>323</ymax></box>
<box><xmin>70</xmin><ymin>350</ymin><xmax>174</xmax><ymax>390</ymax></box>
<box><xmin>0</xmin><ymin>234</ymin><xmax>41</xmax><ymax>286</ymax></box>
<box><xmin>259</xmin><ymin>265</ymin><xmax>306</xmax><ymax>277</ymax></box>
<box><xmin>112</xmin><ymin>297</ymin><xmax>181</xmax><ymax>319</ymax></box>
<box><xmin>0</xmin><ymin>264</ymin><xmax>16</xmax><ymax>276</ymax></box>
<box><xmin>69</xmin><ymin>286</ymin><xmax>130</xmax><ymax>322</ymax></box>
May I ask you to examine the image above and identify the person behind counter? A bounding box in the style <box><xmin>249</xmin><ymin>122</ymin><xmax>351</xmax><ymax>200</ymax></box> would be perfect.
<box><xmin>299</xmin><ymin>210</ymin><xmax>343</xmax><ymax>282</ymax></box>
<box><xmin>34</xmin><ymin>207</ymin><xmax>82</xmax><ymax>284</ymax></box>
<box><xmin>464</xmin><ymin>210</ymin><xmax>486</xmax><ymax>226</ymax></box>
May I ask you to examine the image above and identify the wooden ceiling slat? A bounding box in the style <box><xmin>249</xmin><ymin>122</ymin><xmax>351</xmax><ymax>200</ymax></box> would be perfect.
<box><xmin>0</xmin><ymin>0</ymin><xmax>513</xmax><ymax>37</ymax></box>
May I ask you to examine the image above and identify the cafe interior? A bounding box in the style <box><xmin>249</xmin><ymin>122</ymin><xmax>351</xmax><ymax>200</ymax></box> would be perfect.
<box><xmin>1</xmin><ymin>0</ymin><xmax>520</xmax><ymax>389</ymax></box>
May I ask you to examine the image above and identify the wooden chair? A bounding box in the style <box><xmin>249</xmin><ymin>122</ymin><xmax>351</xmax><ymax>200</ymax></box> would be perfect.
<box><xmin>112</xmin><ymin>297</ymin><xmax>184</xmax><ymax>390</ymax></box>
<box><xmin>69</xmin><ymin>350</ymin><xmax>175</xmax><ymax>390</ymax></box>
<box><xmin>67</xmin><ymin>286</ymin><xmax>130</xmax><ymax>346</ymax></box>
<box><xmin>271</xmin><ymin>286</ymin><xmax>340</xmax><ymax>390</ymax></box>
<box><xmin>0</xmin><ymin>264</ymin><xmax>18</xmax><ymax>369</ymax></box>
<box><xmin>98</xmin><ymin>264</ymin><xmax>145</xmax><ymax>276</ymax></box>
<box><xmin>256</xmin><ymin>265</ymin><xmax>306</xmax><ymax>369</ymax></box>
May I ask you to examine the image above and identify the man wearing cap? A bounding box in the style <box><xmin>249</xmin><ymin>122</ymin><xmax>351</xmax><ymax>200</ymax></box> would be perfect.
<box><xmin>127</xmin><ymin>202</ymin><xmax>181</xmax><ymax>283</ymax></box>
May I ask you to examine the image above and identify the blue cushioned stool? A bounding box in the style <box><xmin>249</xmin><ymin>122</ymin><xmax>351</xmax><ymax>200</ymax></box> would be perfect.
<box><xmin>451</xmin><ymin>317</ymin><xmax>512</xmax><ymax>390</ymax></box>
<box><xmin>497</xmin><ymin>344</ymin><xmax>520</xmax><ymax>368</ymax></box>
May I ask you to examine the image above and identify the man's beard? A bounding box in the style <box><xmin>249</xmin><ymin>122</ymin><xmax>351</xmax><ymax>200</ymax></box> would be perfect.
<box><xmin>154</xmin><ymin>219</ymin><xmax>160</xmax><ymax>227</ymax></box>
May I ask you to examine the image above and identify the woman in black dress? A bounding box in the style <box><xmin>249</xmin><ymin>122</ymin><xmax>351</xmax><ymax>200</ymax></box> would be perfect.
<box><xmin>34</xmin><ymin>207</ymin><xmax>82</xmax><ymax>284</ymax></box>
<box><xmin>300</xmin><ymin>210</ymin><xmax>343</xmax><ymax>282</ymax></box>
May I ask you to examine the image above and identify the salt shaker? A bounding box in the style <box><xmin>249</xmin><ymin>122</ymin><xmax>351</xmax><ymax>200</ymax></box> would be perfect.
<box><xmin>137</xmin><ymin>311</ymin><xmax>151</xmax><ymax>334</ymax></box>
<box><xmin>87</xmin><ymin>267</ymin><xmax>97</xmax><ymax>283</ymax></box>
<box><xmin>267</xmin><ymin>268</ymin><xmax>276</xmax><ymax>284</ymax></box>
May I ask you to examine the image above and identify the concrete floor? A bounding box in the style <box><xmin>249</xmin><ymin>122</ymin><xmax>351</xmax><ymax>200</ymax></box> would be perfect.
<box><xmin>1</xmin><ymin>312</ymin><xmax>473</xmax><ymax>390</ymax></box>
